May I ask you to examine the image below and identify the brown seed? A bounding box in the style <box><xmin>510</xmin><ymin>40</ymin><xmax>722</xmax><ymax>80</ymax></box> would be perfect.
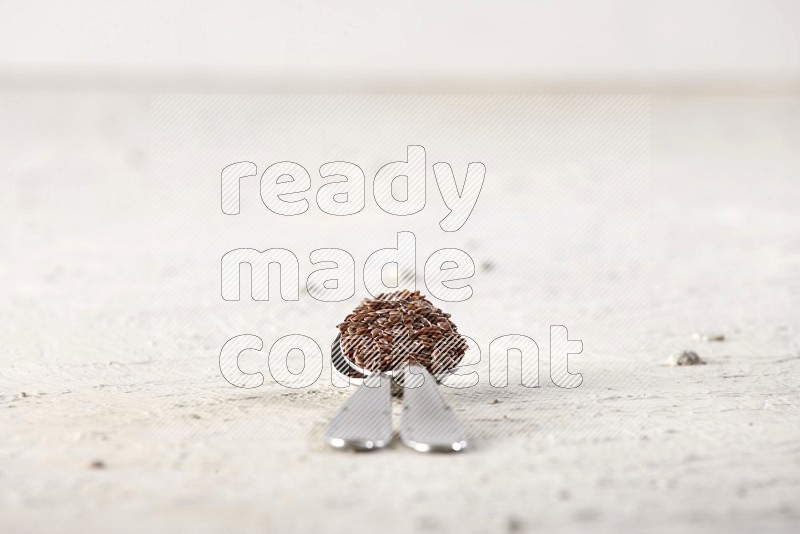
<box><xmin>337</xmin><ymin>290</ymin><xmax>466</xmax><ymax>374</ymax></box>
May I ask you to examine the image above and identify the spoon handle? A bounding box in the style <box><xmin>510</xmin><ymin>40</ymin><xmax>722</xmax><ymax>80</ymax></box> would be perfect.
<box><xmin>400</xmin><ymin>363</ymin><xmax>468</xmax><ymax>453</ymax></box>
<box><xmin>324</xmin><ymin>372</ymin><xmax>393</xmax><ymax>451</ymax></box>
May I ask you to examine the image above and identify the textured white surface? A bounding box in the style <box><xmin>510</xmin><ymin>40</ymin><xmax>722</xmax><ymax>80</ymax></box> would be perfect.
<box><xmin>1</xmin><ymin>93</ymin><xmax>799</xmax><ymax>533</ymax></box>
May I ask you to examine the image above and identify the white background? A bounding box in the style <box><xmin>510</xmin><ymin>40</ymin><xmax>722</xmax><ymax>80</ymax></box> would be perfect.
<box><xmin>1</xmin><ymin>0</ymin><xmax>798</xmax><ymax>87</ymax></box>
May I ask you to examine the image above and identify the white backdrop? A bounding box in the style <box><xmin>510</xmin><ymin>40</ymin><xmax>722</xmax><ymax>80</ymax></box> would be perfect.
<box><xmin>1</xmin><ymin>0</ymin><xmax>799</xmax><ymax>86</ymax></box>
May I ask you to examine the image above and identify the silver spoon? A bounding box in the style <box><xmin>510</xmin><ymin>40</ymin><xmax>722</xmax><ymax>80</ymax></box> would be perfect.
<box><xmin>400</xmin><ymin>362</ymin><xmax>468</xmax><ymax>452</ymax></box>
<box><xmin>324</xmin><ymin>370</ymin><xmax>393</xmax><ymax>451</ymax></box>
<box><xmin>325</xmin><ymin>333</ymin><xmax>468</xmax><ymax>453</ymax></box>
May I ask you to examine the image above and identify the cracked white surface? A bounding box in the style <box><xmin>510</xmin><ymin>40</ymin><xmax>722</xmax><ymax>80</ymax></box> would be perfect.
<box><xmin>1</xmin><ymin>93</ymin><xmax>799</xmax><ymax>533</ymax></box>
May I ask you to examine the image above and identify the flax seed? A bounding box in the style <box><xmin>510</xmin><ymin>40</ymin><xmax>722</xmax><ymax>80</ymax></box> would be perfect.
<box><xmin>337</xmin><ymin>290</ymin><xmax>466</xmax><ymax>374</ymax></box>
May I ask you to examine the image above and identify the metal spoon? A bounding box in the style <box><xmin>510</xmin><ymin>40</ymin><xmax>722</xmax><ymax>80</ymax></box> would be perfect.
<box><xmin>324</xmin><ymin>370</ymin><xmax>393</xmax><ymax>451</ymax></box>
<box><xmin>400</xmin><ymin>362</ymin><xmax>468</xmax><ymax>452</ymax></box>
<box><xmin>325</xmin><ymin>333</ymin><xmax>468</xmax><ymax>453</ymax></box>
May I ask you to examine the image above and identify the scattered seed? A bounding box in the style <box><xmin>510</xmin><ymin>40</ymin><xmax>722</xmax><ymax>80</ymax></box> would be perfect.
<box><xmin>89</xmin><ymin>460</ymin><xmax>106</xmax><ymax>469</ymax></box>
<box><xmin>668</xmin><ymin>350</ymin><xmax>706</xmax><ymax>366</ymax></box>
<box><xmin>692</xmin><ymin>332</ymin><xmax>725</xmax><ymax>342</ymax></box>
<box><xmin>506</xmin><ymin>516</ymin><xmax>523</xmax><ymax>532</ymax></box>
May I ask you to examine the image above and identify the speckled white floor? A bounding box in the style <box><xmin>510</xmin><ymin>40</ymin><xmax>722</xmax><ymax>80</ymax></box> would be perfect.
<box><xmin>1</xmin><ymin>93</ymin><xmax>799</xmax><ymax>533</ymax></box>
